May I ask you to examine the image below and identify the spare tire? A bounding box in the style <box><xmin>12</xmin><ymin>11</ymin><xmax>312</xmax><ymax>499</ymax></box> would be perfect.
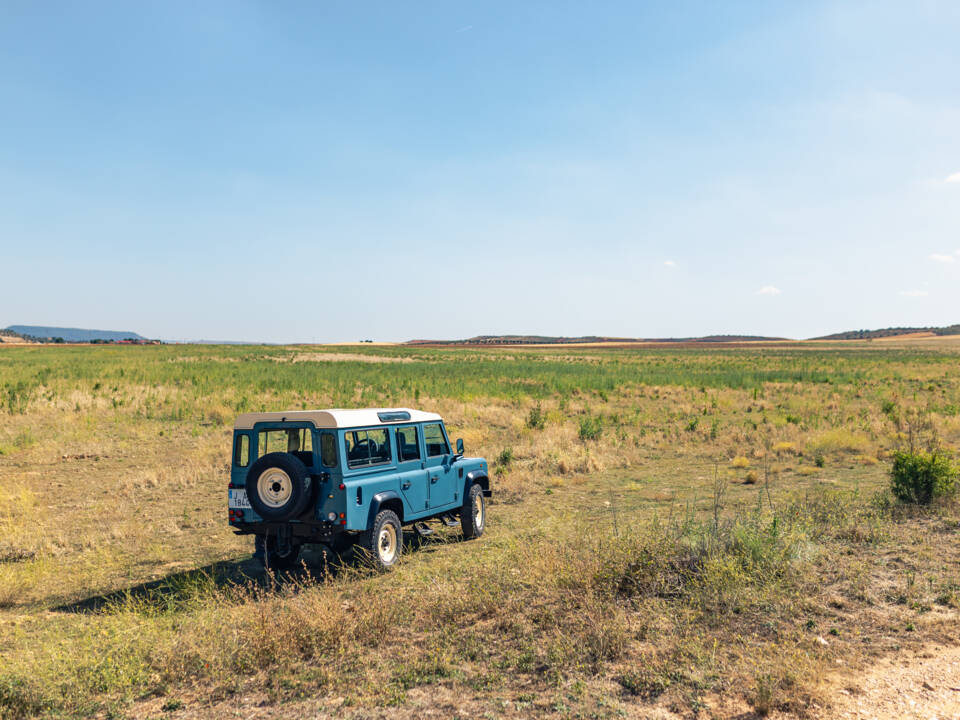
<box><xmin>245</xmin><ymin>452</ymin><xmax>311</xmax><ymax>521</ymax></box>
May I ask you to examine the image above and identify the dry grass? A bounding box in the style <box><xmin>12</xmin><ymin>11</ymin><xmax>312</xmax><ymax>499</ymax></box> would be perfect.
<box><xmin>0</xmin><ymin>343</ymin><xmax>959</xmax><ymax>718</ymax></box>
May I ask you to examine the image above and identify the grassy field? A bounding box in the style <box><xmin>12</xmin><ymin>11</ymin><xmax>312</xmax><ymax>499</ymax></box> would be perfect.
<box><xmin>1</xmin><ymin>342</ymin><xmax>959</xmax><ymax>719</ymax></box>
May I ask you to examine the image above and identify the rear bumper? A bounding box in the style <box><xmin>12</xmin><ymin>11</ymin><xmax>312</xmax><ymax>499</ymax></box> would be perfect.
<box><xmin>231</xmin><ymin>521</ymin><xmax>345</xmax><ymax>543</ymax></box>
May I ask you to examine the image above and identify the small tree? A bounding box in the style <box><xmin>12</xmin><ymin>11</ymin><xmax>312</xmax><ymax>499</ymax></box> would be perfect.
<box><xmin>526</xmin><ymin>403</ymin><xmax>546</xmax><ymax>430</ymax></box>
<box><xmin>889</xmin><ymin>450</ymin><xmax>957</xmax><ymax>504</ymax></box>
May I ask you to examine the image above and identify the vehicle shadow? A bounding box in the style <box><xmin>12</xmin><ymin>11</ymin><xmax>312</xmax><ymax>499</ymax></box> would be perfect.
<box><xmin>53</xmin><ymin>545</ymin><xmax>345</xmax><ymax>615</ymax></box>
<box><xmin>54</xmin><ymin>530</ymin><xmax>459</xmax><ymax>615</ymax></box>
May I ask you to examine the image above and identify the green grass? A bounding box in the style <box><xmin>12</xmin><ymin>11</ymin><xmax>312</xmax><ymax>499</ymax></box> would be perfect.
<box><xmin>0</xmin><ymin>341</ymin><xmax>958</xmax><ymax>718</ymax></box>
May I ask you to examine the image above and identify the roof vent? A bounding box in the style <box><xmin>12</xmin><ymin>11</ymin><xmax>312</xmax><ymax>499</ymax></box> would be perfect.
<box><xmin>377</xmin><ymin>411</ymin><xmax>411</xmax><ymax>422</ymax></box>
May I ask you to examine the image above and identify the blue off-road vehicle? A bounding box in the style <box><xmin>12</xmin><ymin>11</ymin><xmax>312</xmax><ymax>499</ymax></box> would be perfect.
<box><xmin>227</xmin><ymin>408</ymin><xmax>490</xmax><ymax>570</ymax></box>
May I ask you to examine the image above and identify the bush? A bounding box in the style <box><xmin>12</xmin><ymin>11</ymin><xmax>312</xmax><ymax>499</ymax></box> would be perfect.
<box><xmin>578</xmin><ymin>415</ymin><xmax>603</xmax><ymax>442</ymax></box>
<box><xmin>3</xmin><ymin>382</ymin><xmax>35</xmax><ymax>415</ymax></box>
<box><xmin>890</xmin><ymin>450</ymin><xmax>957</xmax><ymax>504</ymax></box>
<box><xmin>525</xmin><ymin>403</ymin><xmax>545</xmax><ymax>430</ymax></box>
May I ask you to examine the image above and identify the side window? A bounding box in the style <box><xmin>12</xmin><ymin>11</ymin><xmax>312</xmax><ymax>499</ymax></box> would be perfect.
<box><xmin>233</xmin><ymin>434</ymin><xmax>250</xmax><ymax>467</ymax></box>
<box><xmin>397</xmin><ymin>426</ymin><xmax>420</xmax><ymax>462</ymax></box>
<box><xmin>423</xmin><ymin>423</ymin><xmax>449</xmax><ymax>457</ymax></box>
<box><xmin>344</xmin><ymin>428</ymin><xmax>391</xmax><ymax>468</ymax></box>
<box><xmin>320</xmin><ymin>432</ymin><xmax>338</xmax><ymax>468</ymax></box>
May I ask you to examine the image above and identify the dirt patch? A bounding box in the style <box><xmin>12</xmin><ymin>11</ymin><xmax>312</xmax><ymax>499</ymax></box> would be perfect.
<box><xmin>292</xmin><ymin>352</ymin><xmax>415</xmax><ymax>364</ymax></box>
<box><xmin>817</xmin><ymin>643</ymin><xmax>960</xmax><ymax>719</ymax></box>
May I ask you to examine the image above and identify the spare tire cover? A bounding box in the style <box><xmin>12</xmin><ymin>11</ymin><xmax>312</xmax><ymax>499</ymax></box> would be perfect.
<box><xmin>245</xmin><ymin>452</ymin><xmax>311</xmax><ymax>521</ymax></box>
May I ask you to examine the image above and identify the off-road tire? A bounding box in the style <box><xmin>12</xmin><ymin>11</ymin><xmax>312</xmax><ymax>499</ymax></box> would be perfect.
<box><xmin>245</xmin><ymin>452</ymin><xmax>311</xmax><ymax>521</ymax></box>
<box><xmin>461</xmin><ymin>483</ymin><xmax>485</xmax><ymax>539</ymax></box>
<box><xmin>360</xmin><ymin>510</ymin><xmax>402</xmax><ymax>571</ymax></box>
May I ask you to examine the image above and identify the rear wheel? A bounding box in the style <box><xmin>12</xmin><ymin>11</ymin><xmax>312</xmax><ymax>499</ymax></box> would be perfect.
<box><xmin>360</xmin><ymin>510</ymin><xmax>402</xmax><ymax>571</ymax></box>
<box><xmin>461</xmin><ymin>483</ymin><xmax>485</xmax><ymax>539</ymax></box>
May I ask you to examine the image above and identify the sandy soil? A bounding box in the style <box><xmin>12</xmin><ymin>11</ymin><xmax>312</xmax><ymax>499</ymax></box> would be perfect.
<box><xmin>819</xmin><ymin>643</ymin><xmax>960</xmax><ymax>720</ymax></box>
<box><xmin>127</xmin><ymin>643</ymin><xmax>960</xmax><ymax>720</ymax></box>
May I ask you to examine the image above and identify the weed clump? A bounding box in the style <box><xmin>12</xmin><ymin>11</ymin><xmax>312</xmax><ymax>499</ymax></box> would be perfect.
<box><xmin>525</xmin><ymin>403</ymin><xmax>546</xmax><ymax>430</ymax></box>
<box><xmin>578</xmin><ymin>415</ymin><xmax>602</xmax><ymax>442</ymax></box>
<box><xmin>3</xmin><ymin>382</ymin><xmax>35</xmax><ymax>415</ymax></box>
<box><xmin>0</xmin><ymin>675</ymin><xmax>50</xmax><ymax>720</ymax></box>
<box><xmin>617</xmin><ymin>668</ymin><xmax>670</xmax><ymax>698</ymax></box>
<box><xmin>889</xmin><ymin>450</ymin><xmax>957</xmax><ymax>504</ymax></box>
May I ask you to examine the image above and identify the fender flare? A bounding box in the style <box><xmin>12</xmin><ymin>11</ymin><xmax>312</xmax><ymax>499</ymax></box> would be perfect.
<box><xmin>368</xmin><ymin>490</ymin><xmax>404</xmax><ymax>526</ymax></box>
<box><xmin>464</xmin><ymin>471</ymin><xmax>492</xmax><ymax>497</ymax></box>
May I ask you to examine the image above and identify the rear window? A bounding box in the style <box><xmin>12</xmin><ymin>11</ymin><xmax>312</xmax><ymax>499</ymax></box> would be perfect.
<box><xmin>344</xmin><ymin>428</ymin><xmax>391</xmax><ymax>468</ymax></box>
<box><xmin>233</xmin><ymin>434</ymin><xmax>250</xmax><ymax>467</ymax></box>
<box><xmin>258</xmin><ymin>428</ymin><xmax>313</xmax><ymax>455</ymax></box>
<box><xmin>320</xmin><ymin>432</ymin><xmax>338</xmax><ymax>468</ymax></box>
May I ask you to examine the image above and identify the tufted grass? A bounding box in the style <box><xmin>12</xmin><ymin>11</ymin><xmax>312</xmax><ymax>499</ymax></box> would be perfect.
<box><xmin>0</xmin><ymin>342</ymin><xmax>959</xmax><ymax>718</ymax></box>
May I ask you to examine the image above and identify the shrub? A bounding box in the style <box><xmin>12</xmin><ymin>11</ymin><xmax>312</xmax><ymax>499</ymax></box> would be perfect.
<box><xmin>496</xmin><ymin>448</ymin><xmax>514</xmax><ymax>468</ymax></box>
<box><xmin>889</xmin><ymin>450</ymin><xmax>957</xmax><ymax>504</ymax></box>
<box><xmin>3</xmin><ymin>382</ymin><xmax>35</xmax><ymax>415</ymax></box>
<box><xmin>525</xmin><ymin>403</ymin><xmax>545</xmax><ymax>430</ymax></box>
<box><xmin>731</xmin><ymin>456</ymin><xmax>750</xmax><ymax>469</ymax></box>
<box><xmin>578</xmin><ymin>415</ymin><xmax>603</xmax><ymax>442</ymax></box>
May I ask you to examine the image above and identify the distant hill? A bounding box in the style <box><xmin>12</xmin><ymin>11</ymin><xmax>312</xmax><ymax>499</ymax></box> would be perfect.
<box><xmin>407</xmin><ymin>334</ymin><xmax>787</xmax><ymax>345</ymax></box>
<box><xmin>6</xmin><ymin>325</ymin><xmax>147</xmax><ymax>342</ymax></box>
<box><xmin>813</xmin><ymin>325</ymin><xmax>960</xmax><ymax>340</ymax></box>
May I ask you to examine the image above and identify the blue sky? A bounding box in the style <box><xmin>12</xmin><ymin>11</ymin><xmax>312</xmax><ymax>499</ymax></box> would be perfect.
<box><xmin>1</xmin><ymin>1</ymin><xmax>959</xmax><ymax>342</ymax></box>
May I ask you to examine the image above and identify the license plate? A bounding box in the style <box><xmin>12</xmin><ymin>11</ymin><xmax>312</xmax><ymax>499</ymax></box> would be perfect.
<box><xmin>229</xmin><ymin>488</ymin><xmax>251</xmax><ymax>509</ymax></box>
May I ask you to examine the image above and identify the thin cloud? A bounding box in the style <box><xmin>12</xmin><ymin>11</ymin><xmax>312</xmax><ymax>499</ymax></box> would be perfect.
<box><xmin>899</xmin><ymin>290</ymin><xmax>929</xmax><ymax>297</ymax></box>
<box><xmin>756</xmin><ymin>285</ymin><xmax>781</xmax><ymax>296</ymax></box>
<box><xmin>455</xmin><ymin>24</ymin><xmax>473</xmax><ymax>33</ymax></box>
<box><xmin>929</xmin><ymin>253</ymin><xmax>956</xmax><ymax>263</ymax></box>
<box><xmin>946</xmin><ymin>172</ymin><xmax>960</xmax><ymax>183</ymax></box>
<box><xmin>663</xmin><ymin>260</ymin><xmax>676</xmax><ymax>267</ymax></box>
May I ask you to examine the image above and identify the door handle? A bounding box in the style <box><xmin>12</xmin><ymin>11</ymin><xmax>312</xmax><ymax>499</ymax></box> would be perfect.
<box><xmin>401</xmin><ymin>481</ymin><xmax>411</xmax><ymax>489</ymax></box>
<box><xmin>430</xmin><ymin>476</ymin><xmax>438</xmax><ymax>483</ymax></box>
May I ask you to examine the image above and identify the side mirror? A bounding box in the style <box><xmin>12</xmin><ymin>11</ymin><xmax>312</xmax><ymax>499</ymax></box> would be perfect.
<box><xmin>456</xmin><ymin>438</ymin><xmax>464</xmax><ymax>455</ymax></box>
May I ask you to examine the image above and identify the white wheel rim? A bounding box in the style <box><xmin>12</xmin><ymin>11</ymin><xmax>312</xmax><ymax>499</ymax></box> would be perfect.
<box><xmin>378</xmin><ymin>523</ymin><xmax>397</xmax><ymax>564</ymax></box>
<box><xmin>473</xmin><ymin>493</ymin><xmax>484</xmax><ymax>530</ymax></box>
<box><xmin>258</xmin><ymin>468</ymin><xmax>293</xmax><ymax>508</ymax></box>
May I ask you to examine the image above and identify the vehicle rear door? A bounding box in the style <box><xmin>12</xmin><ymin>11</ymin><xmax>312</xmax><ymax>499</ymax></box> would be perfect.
<box><xmin>395</xmin><ymin>425</ymin><xmax>428</xmax><ymax>514</ymax></box>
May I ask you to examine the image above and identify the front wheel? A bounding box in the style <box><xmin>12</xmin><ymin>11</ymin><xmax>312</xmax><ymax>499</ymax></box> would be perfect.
<box><xmin>360</xmin><ymin>510</ymin><xmax>402</xmax><ymax>571</ymax></box>
<box><xmin>461</xmin><ymin>484</ymin><xmax>485</xmax><ymax>539</ymax></box>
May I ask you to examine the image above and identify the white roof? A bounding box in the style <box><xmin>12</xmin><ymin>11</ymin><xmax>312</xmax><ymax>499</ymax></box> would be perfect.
<box><xmin>233</xmin><ymin>407</ymin><xmax>442</xmax><ymax>430</ymax></box>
